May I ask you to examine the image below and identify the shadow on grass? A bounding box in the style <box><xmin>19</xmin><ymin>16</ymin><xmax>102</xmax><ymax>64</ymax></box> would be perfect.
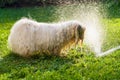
<box><xmin>0</xmin><ymin>52</ymin><xmax>75</xmax><ymax>76</ymax></box>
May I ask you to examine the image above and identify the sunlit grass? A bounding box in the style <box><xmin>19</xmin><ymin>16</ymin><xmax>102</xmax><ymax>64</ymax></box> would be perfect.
<box><xmin>102</xmin><ymin>18</ymin><xmax>120</xmax><ymax>51</ymax></box>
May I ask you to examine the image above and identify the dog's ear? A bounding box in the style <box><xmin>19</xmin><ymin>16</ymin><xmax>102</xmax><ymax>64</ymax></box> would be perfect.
<box><xmin>75</xmin><ymin>25</ymin><xmax>81</xmax><ymax>45</ymax></box>
<box><xmin>75</xmin><ymin>25</ymin><xmax>85</xmax><ymax>46</ymax></box>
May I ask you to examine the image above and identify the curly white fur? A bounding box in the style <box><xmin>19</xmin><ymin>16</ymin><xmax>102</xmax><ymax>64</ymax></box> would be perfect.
<box><xmin>8</xmin><ymin>18</ymin><xmax>85</xmax><ymax>57</ymax></box>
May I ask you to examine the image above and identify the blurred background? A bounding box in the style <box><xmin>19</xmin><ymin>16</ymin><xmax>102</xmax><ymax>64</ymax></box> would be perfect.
<box><xmin>0</xmin><ymin>0</ymin><xmax>119</xmax><ymax>8</ymax></box>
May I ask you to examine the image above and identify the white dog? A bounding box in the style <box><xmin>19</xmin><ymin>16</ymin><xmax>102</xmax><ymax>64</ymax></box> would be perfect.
<box><xmin>8</xmin><ymin>18</ymin><xmax>85</xmax><ymax>57</ymax></box>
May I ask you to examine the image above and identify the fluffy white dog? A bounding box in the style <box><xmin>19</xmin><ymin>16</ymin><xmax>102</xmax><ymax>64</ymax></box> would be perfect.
<box><xmin>8</xmin><ymin>18</ymin><xmax>85</xmax><ymax>57</ymax></box>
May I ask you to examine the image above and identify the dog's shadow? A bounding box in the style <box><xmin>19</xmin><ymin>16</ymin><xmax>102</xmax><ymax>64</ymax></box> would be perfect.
<box><xmin>0</xmin><ymin>52</ymin><xmax>79</xmax><ymax>75</ymax></box>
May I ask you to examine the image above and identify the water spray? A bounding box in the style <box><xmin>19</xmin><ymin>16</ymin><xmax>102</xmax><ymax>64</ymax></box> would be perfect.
<box><xmin>96</xmin><ymin>46</ymin><xmax>120</xmax><ymax>57</ymax></box>
<box><xmin>55</xmin><ymin>2</ymin><xmax>120</xmax><ymax>57</ymax></box>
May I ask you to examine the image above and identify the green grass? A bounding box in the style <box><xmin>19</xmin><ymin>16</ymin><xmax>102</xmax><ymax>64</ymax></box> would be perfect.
<box><xmin>0</xmin><ymin>5</ymin><xmax>120</xmax><ymax>80</ymax></box>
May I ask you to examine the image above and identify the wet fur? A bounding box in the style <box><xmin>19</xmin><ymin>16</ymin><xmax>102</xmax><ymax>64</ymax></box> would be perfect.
<box><xmin>8</xmin><ymin>18</ymin><xmax>85</xmax><ymax>57</ymax></box>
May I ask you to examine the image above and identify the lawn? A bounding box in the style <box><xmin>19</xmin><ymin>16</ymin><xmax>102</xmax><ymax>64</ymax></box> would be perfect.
<box><xmin>0</xmin><ymin>4</ymin><xmax>120</xmax><ymax>80</ymax></box>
